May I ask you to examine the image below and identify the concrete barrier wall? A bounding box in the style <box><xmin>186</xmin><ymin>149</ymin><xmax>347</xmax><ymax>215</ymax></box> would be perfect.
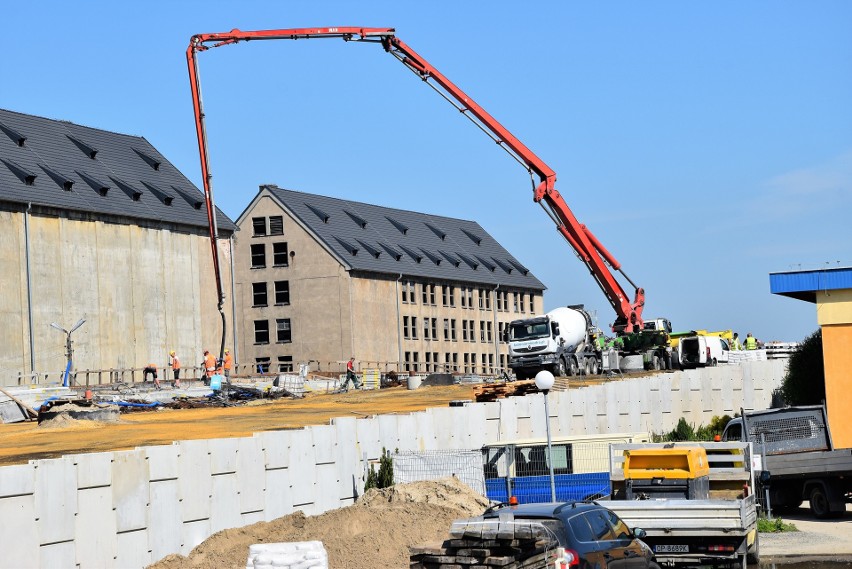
<box><xmin>0</xmin><ymin>360</ymin><xmax>785</xmax><ymax>568</ymax></box>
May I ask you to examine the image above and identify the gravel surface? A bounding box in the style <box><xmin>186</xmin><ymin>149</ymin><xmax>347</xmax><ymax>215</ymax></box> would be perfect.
<box><xmin>762</xmin><ymin>504</ymin><xmax>852</xmax><ymax>560</ymax></box>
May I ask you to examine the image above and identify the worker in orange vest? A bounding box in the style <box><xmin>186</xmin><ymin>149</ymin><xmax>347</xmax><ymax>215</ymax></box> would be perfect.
<box><xmin>203</xmin><ymin>350</ymin><xmax>216</xmax><ymax>386</ymax></box>
<box><xmin>169</xmin><ymin>350</ymin><xmax>181</xmax><ymax>389</ymax></box>
<box><xmin>223</xmin><ymin>348</ymin><xmax>234</xmax><ymax>381</ymax></box>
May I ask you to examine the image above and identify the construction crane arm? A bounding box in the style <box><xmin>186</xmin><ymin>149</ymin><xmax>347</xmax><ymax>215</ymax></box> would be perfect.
<box><xmin>187</xmin><ymin>27</ymin><xmax>645</xmax><ymax>337</ymax></box>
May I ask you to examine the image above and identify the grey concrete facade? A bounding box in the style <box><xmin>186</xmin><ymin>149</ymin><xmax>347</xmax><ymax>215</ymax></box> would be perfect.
<box><xmin>0</xmin><ymin>204</ymin><xmax>234</xmax><ymax>385</ymax></box>
<box><xmin>0</xmin><ymin>359</ymin><xmax>785</xmax><ymax>568</ymax></box>
<box><xmin>234</xmin><ymin>189</ymin><xmax>544</xmax><ymax>375</ymax></box>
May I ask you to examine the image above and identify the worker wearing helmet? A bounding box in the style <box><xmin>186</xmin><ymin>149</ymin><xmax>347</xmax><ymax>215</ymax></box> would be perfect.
<box><xmin>169</xmin><ymin>350</ymin><xmax>181</xmax><ymax>388</ymax></box>
<box><xmin>223</xmin><ymin>348</ymin><xmax>233</xmax><ymax>380</ymax></box>
<box><xmin>203</xmin><ymin>350</ymin><xmax>216</xmax><ymax>385</ymax></box>
<box><xmin>744</xmin><ymin>333</ymin><xmax>757</xmax><ymax>350</ymax></box>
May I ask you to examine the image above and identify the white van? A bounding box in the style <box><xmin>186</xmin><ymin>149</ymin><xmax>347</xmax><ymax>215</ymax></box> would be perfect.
<box><xmin>678</xmin><ymin>335</ymin><xmax>730</xmax><ymax>367</ymax></box>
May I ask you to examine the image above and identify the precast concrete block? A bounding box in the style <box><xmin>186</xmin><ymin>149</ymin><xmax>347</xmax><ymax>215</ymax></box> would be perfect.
<box><xmin>112</xmin><ymin>449</ymin><xmax>149</xmax><ymax>533</ymax></box>
<box><xmin>242</xmin><ymin>510</ymin><xmax>265</xmax><ymax>525</ymax></box>
<box><xmin>627</xmin><ymin>381</ymin><xmax>645</xmax><ymax>432</ymax></box>
<box><xmin>659</xmin><ymin>375</ymin><xmax>674</xmax><ymax>415</ymax></box>
<box><xmin>377</xmin><ymin>414</ymin><xmax>402</xmax><ymax>451</ymax></box>
<box><xmin>258</xmin><ymin>430</ymin><xmax>292</xmax><ymax>470</ymax></box>
<box><xmin>495</xmin><ymin>398</ymin><xmax>519</xmax><ymax>440</ymax></box>
<box><xmin>463</xmin><ymin>403</ymin><xmax>489</xmax><ymax>449</ymax></box>
<box><xmin>0</xmin><ymin>462</ymin><xmax>35</xmax><ymax>497</ymax></box>
<box><xmin>311</xmin><ymin>425</ymin><xmax>336</xmax><ymax>464</ymax></box>
<box><xmin>484</xmin><ymin>400</ymin><xmax>501</xmax><ymax>420</ymax></box>
<box><xmin>0</xmin><ymin>494</ymin><xmax>38</xmax><ymax>568</ymax></box>
<box><xmin>355</xmin><ymin>417</ymin><xmax>383</xmax><ymax>460</ymax></box>
<box><xmin>264</xmin><ymin>468</ymin><xmax>294</xmax><ymax>521</ymax></box>
<box><xmin>210</xmin><ymin>472</ymin><xmax>241</xmax><ymax>533</ymax></box>
<box><xmin>720</xmin><ymin>374</ymin><xmax>735</xmax><ymax>415</ymax></box>
<box><xmin>236</xmin><ymin>436</ymin><xmax>266</xmax><ymax>515</ymax></box>
<box><xmin>148</xmin><ymin>479</ymin><xmax>181</xmax><ymax>563</ymax></box>
<box><xmin>526</xmin><ymin>395</ymin><xmax>547</xmax><ymax>440</ymax></box>
<box><xmin>38</xmin><ymin>540</ymin><xmax>76</xmax><ymax>569</ymax></box>
<box><xmin>414</xmin><ymin>411</ymin><xmax>438</xmax><ymax>450</ymax></box>
<box><xmin>181</xmin><ymin>518</ymin><xmax>211</xmax><ymax>556</ymax></box>
<box><xmin>602</xmin><ymin>382</ymin><xmax>622</xmax><ymax>431</ymax></box>
<box><xmin>75</xmin><ymin>486</ymin><xmax>118</xmax><ymax>569</ymax></box>
<box><xmin>395</xmin><ymin>414</ymin><xmax>418</xmax><ymax>451</ymax></box>
<box><xmin>427</xmin><ymin>407</ymin><xmax>460</xmax><ymax>449</ymax></box>
<box><xmin>208</xmin><ymin>437</ymin><xmax>239</xmax><ymax>475</ymax></box>
<box><xmin>314</xmin><ymin>462</ymin><xmax>340</xmax><ymax>513</ymax></box>
<box><xmin>448</xmin><ymin>406</ymin><xmax>476</xmax><ymax>450</ymax></box>
<box><xmin>177</xmin><ymin>439</ymin><xmax>213</xmax><ymax>523</ymax></box>
<box><xmin>331</xmin><ymin>417</ymin><xmax>359</xmax><ymax>499</ymax></box>
<box><xmin>75</xmin><ymin>452</ymin><xmax>113</xmax><ymax>489</ymax></box>
<box><xmin>145</xmin><ymin>444</ymin><xmax>179</xmax><ymax>481</ymax></box>
<box><xmin>288</xmin><ymin>430</ymin><xmax>316</xmax><ymax>504</ymax></box>
<box><xmin>637</xmin><ymin>377</ymin><xmax>653</xmax><ymax>415</ymax></box>
<box><xmin>34</xmin><ymin>457</ymin><xmax>77</xmax><ymax>545</ymax></box>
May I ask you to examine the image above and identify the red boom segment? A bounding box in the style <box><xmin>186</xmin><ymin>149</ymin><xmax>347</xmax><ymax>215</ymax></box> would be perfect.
<box><xmin>186</xmin><ymin>27</ymin><xmax>646</xmax><ymax>335</ymax></box>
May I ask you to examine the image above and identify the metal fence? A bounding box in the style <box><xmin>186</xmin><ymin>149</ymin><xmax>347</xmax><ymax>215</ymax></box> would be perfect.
<box><xmin>392</xmin><ymin>450</ymin><xmax>486</xmax><ymax>496</ymax></box>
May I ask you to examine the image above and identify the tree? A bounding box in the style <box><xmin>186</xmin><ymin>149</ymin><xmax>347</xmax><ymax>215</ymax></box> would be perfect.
<box><xmin>364</xmin><ymin>447</ymin><xmax>394</xmax><ymax>491</ymax></box>
<box><xmin>781</xmin><ymin>329</ymin><xmax>825</xmax><ymax>406</ymax></box>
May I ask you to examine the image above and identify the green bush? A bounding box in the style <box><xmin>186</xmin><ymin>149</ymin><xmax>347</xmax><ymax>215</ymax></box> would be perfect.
<box><xmin>757</xmin><ymin>517</ymin><xmax>798</xmax><ymax>533</ymax></box>
<box><xmin>781</xmin><ymin>330</ymin><xmax>825</xmax><ymax>405</ymax></box>
<box><xmin>654</xmin><ymin>415</ymin><xmax>734</xmax><ymax>442</ymax></box>
<box><xmin>364</xmin><ymin>447</ymin><xmax>395</xmax><ymax>491</ymax></box>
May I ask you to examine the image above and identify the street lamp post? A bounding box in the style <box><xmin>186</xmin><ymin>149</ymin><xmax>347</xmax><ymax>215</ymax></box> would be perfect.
<box><xmin>50</xmin><ymin>318</ymin><xmax>86</xmax><ymax>387</ymax></box>
<box><xmin>534</xmin><ymin>369</ymin><xmax>557</xmax><ymax>502</ymax></box>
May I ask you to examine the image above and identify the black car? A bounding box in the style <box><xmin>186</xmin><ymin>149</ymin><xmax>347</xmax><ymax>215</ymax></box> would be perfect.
<box><xmin>482</xmin><ymin>502</ymin><xmax>660</xmax><ymax>569</ymax></box>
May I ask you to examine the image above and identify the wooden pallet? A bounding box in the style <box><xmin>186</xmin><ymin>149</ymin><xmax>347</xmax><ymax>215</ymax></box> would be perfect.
<box><xmin>410</xmin><ymin>531</ymin><xmax>558</xmax><ymax>568</ymax></box>
<box><xmin>472</xmin><ymin>380</ymin><xmax>539</xmax><ymax>402</ymax></box>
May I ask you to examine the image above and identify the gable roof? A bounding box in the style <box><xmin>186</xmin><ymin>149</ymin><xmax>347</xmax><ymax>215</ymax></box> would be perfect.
<box><xmin>260</xmin><ymin>185</ymin><xmax>546</xmax><ymax>291</ymax></box>
<box><xmin>0</xmin><ymin>108</ymin><xmax>235</xmax><ymax>232</ymax></box>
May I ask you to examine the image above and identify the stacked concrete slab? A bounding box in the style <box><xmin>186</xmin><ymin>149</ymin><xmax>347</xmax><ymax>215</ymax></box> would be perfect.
<box><xmin>0</xmin><ymin>360</ymin><xmax>785</xmax><ymax>568</ymax></box>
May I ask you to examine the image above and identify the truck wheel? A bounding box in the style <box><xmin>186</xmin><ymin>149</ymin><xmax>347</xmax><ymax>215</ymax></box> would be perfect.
<box><xmin>590</xmin><ymin>358</ymin><xmax>599</xmax><ymax>375</ymax></box>
<box><xmin>569</xmin><ymin>357</ymin><xmax>579</xmax><ymax>376</ymax></box>
<box><xmin>652</xmin><ymin>355</ymin><xmax>661</xmax><ymax>370</ymax></box>
<box><xmin>710</xmin><ymin>358</ymin><xmax>718</xmax><ymax>367</ymax></box>
<box><xmin>809</xmin><ymin>485</ymin><xmax>831</xmax><ymax>518</ymax></box>
<box><xmin>746</xmin><ymin>533</ymin><xmax>760</xmax><ymax>565</ymax></box>
<box><xmin>556</xmin><ymin>358</ymin><xmax>567</xmax><ymax>377</ymax></box>
<box><xmin>583</xmin><ymin>357</ymin><xmax>591</xmax><ymax>376</ymax></box>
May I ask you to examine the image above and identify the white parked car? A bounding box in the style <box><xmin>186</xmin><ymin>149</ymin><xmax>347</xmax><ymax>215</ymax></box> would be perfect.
<box><xmin>679</xmin><ymin>335</ymin><xmax>730</xmax><ymax>368</ymax></box>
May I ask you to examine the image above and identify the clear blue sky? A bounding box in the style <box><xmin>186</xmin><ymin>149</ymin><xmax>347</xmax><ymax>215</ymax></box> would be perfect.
<box><xmin>6</xmin><ymin>1</ymin><xmax>851</xmax><ymax>342</ymax></box>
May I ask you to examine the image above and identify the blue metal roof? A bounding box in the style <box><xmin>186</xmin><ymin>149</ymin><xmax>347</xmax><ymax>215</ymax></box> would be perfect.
<box><xmin>769</xmin><ymin>266</ymin><xmax>852</xmax><ymax>302</ymax></box>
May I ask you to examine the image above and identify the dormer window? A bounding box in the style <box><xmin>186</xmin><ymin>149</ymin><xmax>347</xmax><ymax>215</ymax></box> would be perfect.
<box><xmin>2</xmin><ymin>159</ymin><xmax>37</xmax><ymax>185</ymax></box>
<box><xmin>344</xmin><ymin>210</ymin><xmax>367</xmax><ymax>229</ymax></box>
<box><xmin>0</xmin><ymin>122</ymin><xmax>26</xmax><ymax>147</ymax></box>
<box><xmin>305</xmin><ymin>203</ymin><xmax>330</xmax><ymax>223</ymax></box>
<box><xmin>67</xmin><ymin>134</ymin><xmax>98</xmax><ymax>159</ymax></box>
<box><xmin>133</xmin><ymin>148</ymin><xmax>161</xmax><ymax>171</ymax></box>
<box><xmin>386</xmin><ymin>216</ymin><xmax>408</xmax><ymax>235</ymax></box>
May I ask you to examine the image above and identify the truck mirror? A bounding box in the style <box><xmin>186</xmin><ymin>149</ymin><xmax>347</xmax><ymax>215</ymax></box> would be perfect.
<box><xmin>551</xmin><ymin>323</ymin><xmax>560</xmax><ymax>338</ymax></box>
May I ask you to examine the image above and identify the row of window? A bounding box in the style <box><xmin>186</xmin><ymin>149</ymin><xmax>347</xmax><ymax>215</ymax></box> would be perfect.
<box><xmin>252</xmin><ymin>281</ymin><xmax>290</xmax><ymax>307</ymax></box>
<box><xmin>402</xmin><ymin>317</ymin><xmax>506</xmax><ymax>343</ymax></box>
<box><xmin>401</xmin><ymin>281</ymin><xmax>534</xmax><ymax>313</ymax></box>
<box><xmin>252</xmin><ymin>215</ymin><xmax>284</xmax><ymax>237</ymax></box>
<box><xmin>255</xmin><ymin>355</ymin><xmax>293</xmax><ymax>373</ymax></box>
<box><xmin>250</xmin><ymin>242</ymin><xmax>289</xmax><ymax>269</ymax></box>
<box><xmin>404</xmin><ymin>352</ymin><xmax>508</xmax><ymax>374</ymax></box>
<box><xmin>254</xmin><ymin>318</ymin><xmax>292</xmax><ymax>344</ymax></box>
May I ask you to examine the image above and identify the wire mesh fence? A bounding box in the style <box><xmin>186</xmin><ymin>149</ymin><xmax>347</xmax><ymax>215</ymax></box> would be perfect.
<box><xmin>392</xmin><ymin>450</ymin><xmax>486</xmax><ymax>496</ymax></box>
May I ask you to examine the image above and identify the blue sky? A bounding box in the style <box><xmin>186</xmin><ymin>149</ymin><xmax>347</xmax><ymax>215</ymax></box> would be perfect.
<box><xmin>6</xmin><ymin>1</ymin><xmax>851</xmax><ymax>342</ymax></box>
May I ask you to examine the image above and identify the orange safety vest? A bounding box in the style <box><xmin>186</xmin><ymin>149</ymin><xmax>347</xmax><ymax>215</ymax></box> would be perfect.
<box><xmin>224</xmin><ymin>353</ymin><xmax>233</xmax><ymax>370</ymax></box>
<box><xmin>171</xmin><ymin>355</ymin><xmax>181</xmax><ymax>370</ymax></box>
<box><xmin>204</xmin><ymin>353</ymin><xmax>216</xmax><ymax>372</ymax></box>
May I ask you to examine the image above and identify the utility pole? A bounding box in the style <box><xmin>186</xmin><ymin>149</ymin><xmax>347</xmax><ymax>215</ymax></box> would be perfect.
<box><xmin>50</xmin><ymin>318</ymin><xmax>86</xmax><ymax>387</ymax></box>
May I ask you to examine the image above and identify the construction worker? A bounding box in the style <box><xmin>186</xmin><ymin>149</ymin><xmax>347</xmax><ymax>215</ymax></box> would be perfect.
<box><xmin>744</xmin><ymin>333</ymin><xmax>757</xmax><ymax>350</ymax></box>
<box><xmin>730</xmin><ymin>333</ymin><xmax>741</xmax><ymax>351</ymax></box>
<box><xmin>223</xmin><ymin>348</ymin><xmax>233</xmax><ymax>380</ymax></box>
<box><xmin>169</xmin><ymin>350</ymin><xmax>181</xmax><ymax>388</ymax></box>
<box><xmin>342</xmin><ymin>356</ymin><xmax>360</xmax><ymax>391</ymax></box>
<box><xmin>203</xmin><ymin>349</ymin><xmax>216</xmax><ymax>385</ymax></box>
<box><xmin>144</xmin><ymin>363</ymin><xmax>161</xmax><ymax>390</ymax></box>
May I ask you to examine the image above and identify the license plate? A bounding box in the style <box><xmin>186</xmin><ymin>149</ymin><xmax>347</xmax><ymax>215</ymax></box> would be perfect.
<box><xmin>655</xmin><ymin>545</ymin><xmax>689</xmax><ymax>553</ymax></box>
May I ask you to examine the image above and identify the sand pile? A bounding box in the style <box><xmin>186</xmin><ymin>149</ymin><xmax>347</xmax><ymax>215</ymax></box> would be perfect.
<box><xmin>149</xmin><ymin>477</ymin><xmax>488</xmax><ymax>569</ymax></box>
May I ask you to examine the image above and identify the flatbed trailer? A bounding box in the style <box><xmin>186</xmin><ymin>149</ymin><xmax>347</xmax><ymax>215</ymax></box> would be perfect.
<box><xmin>604</xmin><ymin>441</ymin><xmax>759</xmax><ymax>567</ymax></box>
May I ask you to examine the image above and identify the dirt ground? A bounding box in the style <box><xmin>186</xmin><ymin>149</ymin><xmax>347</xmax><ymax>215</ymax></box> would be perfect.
<box><xmin>147</xmin><ymin>476</ymin><xmax>489</xmax><ymax>569</ymax></box>
<box><xmin>0</xmin><ymin>384</ymin><xmax>482</xmax><ymax>466</ymax></box>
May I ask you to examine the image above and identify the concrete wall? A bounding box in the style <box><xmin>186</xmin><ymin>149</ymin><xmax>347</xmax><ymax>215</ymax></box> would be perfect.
<box><xmin>0</xmin><ymin>360</ymin><xmax>784</xmax><ymax>568</ymax></box>
<box><xmin>0</xmin><ymin>208</ymin><xmax>233</xmax><ymax>384</ymax></box>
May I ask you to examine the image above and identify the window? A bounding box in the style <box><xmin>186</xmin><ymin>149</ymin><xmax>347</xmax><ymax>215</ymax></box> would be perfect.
<box><xmin>252</xmin><ymin>282</ymin><xmax>268</xmax><ymax>307</ymax></box>
<box><xmin>273</xmin><ymin>242</ymin><xmax>289</xmax><ymax>267</ymax></box>
<box><xmin>519</xmin><ymin>292</ymin><xmax>526</xmax><ymax>313</ymax></box>
<box><xmin>463</xmin><ymin>353</ymin><xmax>470</xmax><ymax>373</ymax></box>
<box><xmin>404</xmin><ymin>351</ymin><xmax>412</xmax><ymax>372</ymax></box>
<box><xmin>585</xmin><ymin>511</ymin><xmax>616</xmax><ymax>541</ymax></box>
<box><xmin>513</xmin><ymin>292</ymin><xmax>520</xmax><ymax>312</ymax></box>
<box><xmin>445</xmin><ymin>353</ymin><xmax>452</xmax><ymax>372</ymax></box>
<box><xmin>451</xmin><ymin>352</ymin><xmax>458</xmax><ymax>371</ymax></box>
<box><xmin>274</xmin><ymin>280</ymin><xmax>290</xmax><ymax>305</ymax></box>
<box><xmin>252</xmin><ymin>217</ymin><xmax>267</xmax><ymax>237</ymax></box>
<box><xmin>430</xmin><ymin>318</ymin><xmax>437</xmax><ymax>340</ymax></box>
<box><xmin>497</xmin><ymin>290</ymin><xmax>508</xmax><ymax>311</ymax></box>
<box><xmin>604</xmin><ymin>510</ymin><xmax>632</xmax><ymax>540</ymax></box>
<box><xmin>462</xmin><ymin>320</ymin><xmax>469</xmax><ymax>342</ymax></box>
<box><xmin>250</xmin><ymin>244</ymin><xmax>266</xmax><ymax>269</ymax></box>
<box><xmin>488</xmin><ymin>354</ymin><xmax>494</xmax><ymax>374</ymax></box>
<box><xmin>412</xmin><ymin>351</ymin><xmax>419</xmax><ymax>372</ymax></box>
<box><xmin>432</xmin><ymin>352</ymin><xmax>439</xmax><ymax>372</ymax></box>
<box><xmin>498</xmin><ymin>322</ymin><xmax>507</xmax><ymax>343</ymax></box>
<box><xmin>528</xmin><ymin>293</ymin><xmax>535</xmax><ymax>314</ymax></box>
<box><xmin>471</xmin><ymin>353</ymin><xmax>477</xmax><ymax>372</ymax></box>
<box><xmin>485</xmin><ymin>290</ymin><xmax>491</xmax><ymax>310</ymax></box>
<box><xmin>450</xmin><ymin>319</ymin><xmax>457</xmax><ymax>341</ymax></box>
<box><xmin>254</xmin><ymin>320</ymin><xmax>269</xmax><ymax>344</ymax></box>
<box><xmin>443</xmin><ymin>319</ymin><xmax>450</xmax><ymax>341</ymax></box>
<box><xmin>478</xmin><ymin>289</ymin><xmax>486</xmax><ymax>310</ymax></box>
<box><xmin>470</xmin><ymin>320</ymin><xmax>477</xmax><ymax>342</ymax></box>
<box><xmin>425</xmin><ymin>352</ymin><xmax>432</xmax><ymax>372</ymax></box>
<box><xmin>487</xmin><ymin>321</ymin><xmax>493</xmax><ymax>343</ymax></box>
<box><xmin>269</xmin><ymin>216</ymin><xmax>284</xmax><ymax>235</ymax></box>
<box><xmin>442</xmin><ymin>285</ymin><xmax>455</xmax><ymax>307</ymax></box>
<box><xmin>276</xmin><ymin>318</ymin><xmax>292</xmax><ymax>343</ymax></box>
<box><xmin>402</xmin><ymin>280</ymin><xmax>415</xmax><ymax>304</ymax></box>
<box><xmin>278</xmin><ymin>355</ymin><xmax>293</xmax><ymax>373</ymax></box>
<box><xmin>460</xmin><ymin>286</ymin><xmax>467</xmax><ymax>308</ymax></box>
<box><xmin>422</xmin><ymin>283</ymin><xmax>428</xmax><ymax>304</ymax></box>
<box><xmin>411</xmin><ymin>317</ymin><xmax>418</xmax><ymax>340</ymax></box>
<box><xmin>500</xmin><ymin>354</ymin><xmax>506</xmax><ymax>371</ymax></box>
<box><xmin>480</xmin><ymin>320</ymin><xmax>486</xmax><ymax>343</ymax></box>
<box><xmin>429</xmin><ymin>284</ymin><xmax>436</xmax><ymax>305</ymax></box>
<box><xmin>256</xmin><ymin>357</ymin><xmax>271</xmax><ymax>374</ymax></box>
<box><xmin>403</xmin><ymin>316</ymin><xmax>411</xmax><ymax>339</ymax></box>
<box><xmin>423</xmin><ymin>318</ymin><xmax>430</xmax><ymax>340</ymax></box>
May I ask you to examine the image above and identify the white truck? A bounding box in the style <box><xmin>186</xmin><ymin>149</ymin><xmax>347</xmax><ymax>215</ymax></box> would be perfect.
<box><xmin>507</xmin><ymin>305</ymin><xmax>602</xmax><ymax>379</ymax></box>
<box><xmin>603</xmin><ymin>442</ymin><xmax>759</xmax><ymax>568</ymax></box>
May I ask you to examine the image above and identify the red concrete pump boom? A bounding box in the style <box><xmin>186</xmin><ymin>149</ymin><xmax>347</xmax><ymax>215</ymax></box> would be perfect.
<box><xmin>186</xmin><ymin>26</ymin><xmax>646</xmax><ymax>361</ymax></box>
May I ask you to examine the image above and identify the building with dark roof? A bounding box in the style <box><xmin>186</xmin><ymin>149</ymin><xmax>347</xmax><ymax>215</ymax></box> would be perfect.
<box><xmin>0</xmin><ymin>108</ymin><xmax>236</xmax><ymax>383</ymax></box>
<box><xmin>234</xmin><ymin>184</ymin><xmax>546</xmax><ymax>376</ymax></box>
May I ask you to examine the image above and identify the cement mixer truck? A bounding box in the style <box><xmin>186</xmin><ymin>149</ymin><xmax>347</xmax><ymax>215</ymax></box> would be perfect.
<box><xmin>507</xmin><ymin>305</ymin><xmax>603</xmax><ymax>380</ymax></box>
